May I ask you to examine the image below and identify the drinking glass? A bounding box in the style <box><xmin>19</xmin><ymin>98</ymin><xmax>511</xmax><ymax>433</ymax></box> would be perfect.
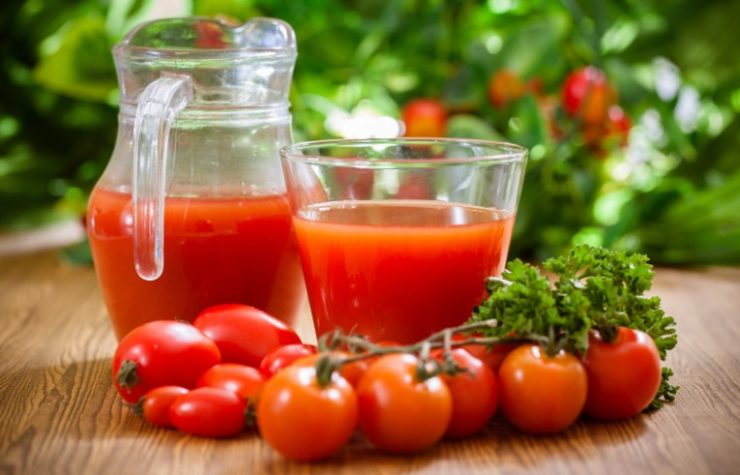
<box><xmin>281</xmin><ymin>138</ymin><xmax>527</xmax><ymax>343</ymax></box>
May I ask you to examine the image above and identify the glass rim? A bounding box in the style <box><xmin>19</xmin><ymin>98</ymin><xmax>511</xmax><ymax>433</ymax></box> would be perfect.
<box><xmin>281</xmin><ymin>138</ymin><xmax>528</xmax><ymax>168</ymax></box>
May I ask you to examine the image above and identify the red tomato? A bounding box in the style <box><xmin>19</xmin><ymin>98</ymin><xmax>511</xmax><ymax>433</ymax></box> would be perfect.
<box><xmin>197</xmin><ymin>364</ymin><xmax>265</xmax><ymax>401</ymax></box>
<box><xmin>257</xmin><ymin>365</ymin><xmax>358</xmax><ymax>461</ymax></box>
<box><xmin>357</xmin><ymin>353</ymin><xmax>452</xmax><ymax>453</ymax></box>
<box><xmin>112</xmin><ymin>321</ymin><xmax>221</xmax><ymax>404</ymax></box>
<box><xmin>170</xmin><ymin>387</ymin><xmax>246</xmax><ymax>438</ymax></box>
<box><xmin>260</xmin><ymin>344</ymin><xmax>317</xmax><ymax>378</ymax></box>
<box><xmin>139</xmin><ymin>386</ymin><xmax>189</xmax><ymax>428</ymax></box>
<box><xmin>562</xmin><ymin>66</ymin><xmax>616</xmax><ymax>125</ymax></box>
<box><xmin>291</xmin><ymin>351</ymin><xmax>369</xmax><ymax>388</ymax></box>
<box><xmin>193</xmin><ymin>304</ymin><xmax>301</xmax><ymax>367</ymax></box>
<box><xmin>395</xmin><ymin>174</ymin><xmax>431</xmax><ymax>200</ymax></box>
<box><xmin>498</xmin><ymin>344</ymin><xmax>587</xmax><ymax>434</ymax></box>
<box><xmin>402</xmin><ymin>99</ymin><xmax>447</xmax><ymax>137</ymax></box>
<box><xmin>335</xmin><ymin>168</ymin><xmax>375</xmax><ymax>200</ymax></box>
<box><xmin>488</xmin><ymin>69</ymin><xmax>526</xmax><ymax>108</ymax></box>
<box><xmin>606</xmin><ymin>105</ymin><xmax>631</xmax><ymax>146</ymax></box>
<box><xmin>452</xmin><ymin>334</ymin><xmax>517</xmax><ymax>373</ymax></box>
<box><xmin>583</xmin><ymin>327</ymin><xmax>662</xmax><ymax>420</ymax></box>
<box><xmin>432</xmin><ymin>348</ymin><xmax>498</xmax><ymax>438</ymax></box>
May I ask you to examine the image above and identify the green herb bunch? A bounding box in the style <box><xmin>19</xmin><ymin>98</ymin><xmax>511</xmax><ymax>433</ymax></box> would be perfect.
<box><xmin>470</xmin><ymin>244</ymin><xmax>678</xmax><ymax>409</ymax></box>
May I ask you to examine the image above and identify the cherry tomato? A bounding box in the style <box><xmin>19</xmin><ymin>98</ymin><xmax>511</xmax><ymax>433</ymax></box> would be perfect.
<box><xmin>583</xmin><ymin>327</ymin><xmax>662</xmax><ymax>420</ymax></box>
<box><xmin>432</xmin><ymin>348</ymin><xmax>498</xmax><ymax>438</ymax></box>
<box><xmin>193</xmin><ymin>304</ymin><xmax>301</xmax><ymax>367</ymax></box>
<box><xmin>452</xmin><ymin>334</ymin><xmax>517</xmax><ymax>373</ymax></box>
<box><xmin>402</xmin><ymin>99</ymin><xmax>447</xmax><ymax>137</ymax></box>
<box><xmin>335</xmin><ymin>167</ymin><xmax>375</xmax><ymax>200</ymax></box>
<box><xmin>197</xmin><ymin>364</ymin><xmax>265</xmax><ymax>401</ymax></box>
<box><xmin>357</xmin><ymin>353</ymin><xmax>452</xmax><ymax>453</ymax></box>
<box><xmin>112</xmin><ymin>321</ymin><xmax>221</xmax><ymax>404</ymax></box>
<box><xmin>260</xmin><ymin>344</ymin><xmax>317</xmax><ymax>378</ymax></box>
<box><xmin>488</xmin><ymin>69</ymin><xmax>526</xmax><ymax>108</ymax></box>
<box><xmin>605</xmin><ymin>105</ymin><xmax>631</xmax><ymax>146</ymax></box>
<box><xmin>498</xmin><ymin>344</ymin><xmax>587</xmax><ymax>434</ymax></box>
<box><xmin>291</xmin><ymin>351</ymin><xmax>369</xmax><ymax>388</ymax></box>
<box><xmin>170</xmin><ymin>387</ymin><xmax>246</xmax><ymax>438</ymax></box>
<box><xmin>257</xmin><ymin>365</ymin><xmax>358</xmax><ymax>461</ymax></box>
<box><xmin>562</xmin><ymin>66</ymin><xmax>616</xmax><ymax>125</ymax></box>
<box><xmin>139</xmin><ymin>386</ymin><xmax>189</xmax><ymax>428</ymax></box>
<box><xmin>582</xmin><ymin>105</ymin><xmax>631</xmax><ymax>148</ymax></box>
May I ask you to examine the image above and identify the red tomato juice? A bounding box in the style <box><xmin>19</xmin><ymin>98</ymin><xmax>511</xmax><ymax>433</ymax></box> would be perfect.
<box><xmin>293</xmin><ymin>200</ymin><xmax>514</xmax><ymax>343</ymax></box>
<box><xmin>88</xmin><ymin>188</ymin><xmax>305</xmax><ymax>339</ymax></box>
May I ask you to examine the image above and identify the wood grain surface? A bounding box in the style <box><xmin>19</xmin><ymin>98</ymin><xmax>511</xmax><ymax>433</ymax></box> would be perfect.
<box><xmin>1</xmin><ymin>251</ymin><xmax>739</xmax><ymax>475</ymax></box>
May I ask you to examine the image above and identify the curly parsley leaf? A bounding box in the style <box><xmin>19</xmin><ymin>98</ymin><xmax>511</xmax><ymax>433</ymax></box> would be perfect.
<box><xmin>470</xmin><ymin>244</ymin><xmax>679</xmax><ymax>410</ymax></box>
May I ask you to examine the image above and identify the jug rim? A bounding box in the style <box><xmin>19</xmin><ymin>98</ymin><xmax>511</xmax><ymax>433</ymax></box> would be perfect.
<box><xmin>113</xmin><ymin>16</ymin><xmax>297</xmax><ymax>61</ymax></box>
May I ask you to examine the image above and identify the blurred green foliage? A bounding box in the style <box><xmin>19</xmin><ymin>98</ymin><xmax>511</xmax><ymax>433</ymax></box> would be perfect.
<box><xmin>0</xmin><ymin>0</ymin><xmax>738</xmax><ymax>263</ymax></box>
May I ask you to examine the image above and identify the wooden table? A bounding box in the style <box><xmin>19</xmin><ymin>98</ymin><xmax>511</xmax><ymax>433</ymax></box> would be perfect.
<box><xmin>1</xmin><ymin>251</ymin><xmax>739</xmax><ymax>474</ymax></box>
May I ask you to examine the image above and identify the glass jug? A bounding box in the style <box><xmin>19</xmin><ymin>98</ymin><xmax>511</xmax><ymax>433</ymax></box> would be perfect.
<box><xmin>87</xmin><ymin>17</ymin><xmax>304</xmax><ymax>339</ymax></box>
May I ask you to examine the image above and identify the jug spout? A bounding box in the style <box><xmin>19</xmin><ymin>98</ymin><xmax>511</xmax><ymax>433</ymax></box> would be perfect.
<box><xmin>113</xmin><ymin>17</ymin><xmax>297</xmax><ymax>108</ymax></box>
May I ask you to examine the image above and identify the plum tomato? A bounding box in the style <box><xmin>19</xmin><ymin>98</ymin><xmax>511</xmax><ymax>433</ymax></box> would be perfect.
<box><xmin>193</xmin><ymin>304</ymin><xmax>301</xmax><ymax>367</ymax></box>
<box><xmin>432</xmin><ymin>348</ymin><xmax>498</xmax><ymax>438</ymax></box>
<box><xmin>402</xmin><ymin>99</ymin><xmax>447</xmax><ymax>137</ymax></box>
<box><xmin>197</xmin><ymin>363</ymin><xmax>265</xmax><ymax>401</ymax></box>
<box><xmin>498</xmin><ymin>344</ymin><xmax>587</xmax><ymax>434</ymax></box>
<box><xmin>139</xmin><ymin>386</ymin><xmax>189</xmax><ymax>428</ymax></box>
<box><xmin>170</xmin><ymin>387</ymin><xmax>246</xmax><ymax>438</ymax></box>
<box><xmin>112</xmin><ymin>321</ymin><xmax>221</xmax><ymax>404</ymax></box>
<box><xmin>583</xmin><ymin>327</ymin><xmax>662</xmax><ymax>420</ymax></box>
<box><xmin>260</xmin><ymin>344</ymin><xmax>317</xmax><ymax>378</ymax></box>
<box><xmin>357</xmin><ymin>353</ymin><xmax>452</xmax><ymax>453</ymax></box>
<box><xmin>257</xmin><ymin>365</ymin><xmax>358</xmax><ymax>462</ymax></box>
<box><xmin>562</xmin><ymin>66</ymin><xmax>616</xmax><ymax>125</ymax></box>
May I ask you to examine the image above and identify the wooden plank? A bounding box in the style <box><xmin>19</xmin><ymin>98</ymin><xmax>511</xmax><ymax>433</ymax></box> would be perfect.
<box><xmin>1</xmin><ymin>252</ymin><xmax>739</xmax><ymax>474</ymax></box>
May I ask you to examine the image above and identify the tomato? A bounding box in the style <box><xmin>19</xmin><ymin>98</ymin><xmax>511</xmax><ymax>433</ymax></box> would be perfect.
<box><xmin>335</xmin><ymin>167</ymin><xmax>375</xmax><ymax>200</ymax></box>
<box><xmin>605</xmin><ymin>105</ymin><xmax>631</xmax><ymax>147</ymax></box>
<box><xmin>139</xmin><ymin>386</ymin><xmax>189</xmax><ymax>428</ymax></box>
<box><xmin>170</xmin><ymin>387</ymin><xmax>246</xmax><ymax>438</ymax></box>
<box><xmin>432</xmin><ymin>348</ymin><xmax>498</xmax><ymax>438</ymax></box>
<box><xmin>260</xmin><ymin>344</ymin><xmax>317</xmax><ymax>378</ymax></box>
<box><xmin>498</xmin><ymin>344</ymin><xmax>587</xmax><ymax>434</ymax></box>
<box><xmin>582</xmin><ymin>105</ymin><xmax>631</xmax><ymax>151</ymax></box>
<box><xmin>395</xmin><ymin>174</ymin><xmax>431</xmax><ymax>200</ymax></box>
<box><xmin>197</xmin><ymin>364</ymin><xmax>265</xmax><ymax>401</ymax></box>
<box><xmin>402</xmin><ymin>99</ymin><xmax>447</xmax><ymax>137</ymax></box>
<box><xmin>488</xmin><ymin>69</ymin><xmax>526</xmax><ymax>108</ymax></box>
<box><xmin>452</xmin><ymin>334</ymin><xmax>517</xmax><ymax>373</ymax></box>
<box><xmin>112</xmin><ymin>321</ymin><xmax>221</xmax><ymax>404</ymax></box>
<box><xmin>357</xmin><ymin>353</ymin><xmax>452</xmax><ymax>453</ymax></box>
<box><xmin>257</xmin><ymin>365</ymin><xmax>358</xmax><ymax>461</ymax></box>
<box><xmin>193</xmin><ymin>304</ymin><xmax>301</xmax><ymax>367</ymax></box>
<box><xmin>583</xmin><ymin>327</ymin><xmax>662</xmax><ymax>420</ymax></box>
<box><xmin>562</xmin><ymin>66</ymin><xmax>616</xmax><ymax>125</ymax></box>
<box><xmin>291</xmin><ymin>351</ymin><xmax>369</xmax><ymax>388</ymax></box>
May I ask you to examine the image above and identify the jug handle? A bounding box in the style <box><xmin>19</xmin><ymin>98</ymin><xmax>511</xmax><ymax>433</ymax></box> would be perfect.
<box><xmin>132</xmin><ymin>74</ymin><xmax>193</xmax><ymax>281</ymax></box>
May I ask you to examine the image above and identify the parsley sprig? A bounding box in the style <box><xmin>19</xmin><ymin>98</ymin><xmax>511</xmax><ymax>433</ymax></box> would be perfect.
<box><xmin>470</xmin><ymin>245</ymin><xmax>678</xmax><ymax>409</ymax></box>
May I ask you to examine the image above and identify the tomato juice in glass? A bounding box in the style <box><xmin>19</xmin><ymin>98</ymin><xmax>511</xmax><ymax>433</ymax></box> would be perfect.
<box><xmin>88</xmin><ymin>188</ymin><xmax>305</xmax><ymax>340</ymax></box>
<box><xmin>293</xmin><ymin>200</ymin><xmax>514</xmax><ymax>343</ymax></box>
<box><xmin>282</xmin><ymin>139</ymin><xmax>527</xmax><ymax>344</ymax></box>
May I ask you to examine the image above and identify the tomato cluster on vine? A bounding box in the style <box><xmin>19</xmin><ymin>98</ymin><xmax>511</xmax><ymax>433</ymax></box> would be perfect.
<box><xmin>401</xmin><ymin>66</ymin><xmax>631</xmax><ymax>156</ymax></box>
<box><xmin>112</xmin><ymin>303</ymin><xmax>663</xmax><ymax>462</ymax></box>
